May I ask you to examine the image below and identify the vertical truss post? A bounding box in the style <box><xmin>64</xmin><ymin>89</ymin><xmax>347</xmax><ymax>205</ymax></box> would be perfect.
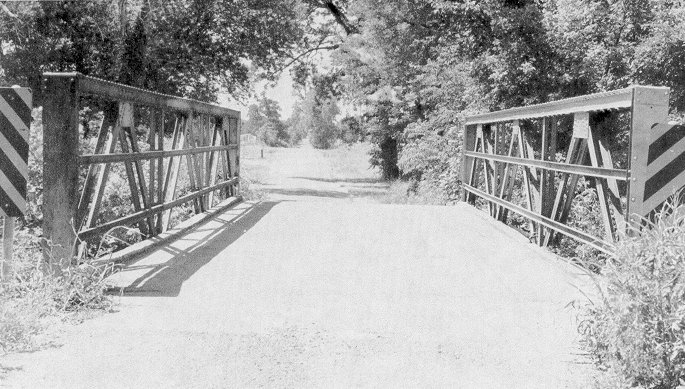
<box><xmin>482</xmin><ymin>124</ymin><xmax>497</xmax><ymax>216</ymax></box>
<box><xmin>462</xmin><ymin>123</ymin><xmax>477</xmax><ymax>203</ymax></box>
<box><xmin>518</xmin><ymin>122</ymin><xmax>539</xmax><ymax>237</ymax></box>
<box><xmin>161</xmin><ymin>115</ymin><xmax>186</xmax><ymax>231</ymax></box>
<box><xmin>539</xmin><ymin>117</ymin><xmax>557</xmax><ymax>245</ymax></box>
<box><xmin>495</xmin><ymin>122</ymin><xmax>519</xmax><ymax>222</ymax></box>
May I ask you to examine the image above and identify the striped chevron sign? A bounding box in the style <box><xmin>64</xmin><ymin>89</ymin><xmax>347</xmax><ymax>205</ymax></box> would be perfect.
<box><xmin>0</xmin><ymin>87</ymin><xmax>31</xmax><ymax>217</ymax></box>
<box><xmin>642</xmin><ymin>123</ymin><xmax>685</xmax><ymax>214</ymax></box>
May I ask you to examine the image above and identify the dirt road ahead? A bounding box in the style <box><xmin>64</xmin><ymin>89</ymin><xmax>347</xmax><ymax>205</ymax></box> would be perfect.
<box><xmin>1</xmin><ymin>143</ymin><xmax>593</xmax><ymax>388</ymax></box>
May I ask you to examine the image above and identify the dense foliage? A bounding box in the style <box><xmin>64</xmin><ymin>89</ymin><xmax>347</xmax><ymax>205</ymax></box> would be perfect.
<box><xmin>0</xmin><ymin>0</ymin><xmax>310</xmax><ymax>101</ymax></box>
<box><xmin>580</xmin><ymin>199</ymin><xmax>685</xmax><ymax>388</ymax></box>
<box><xmin>308</xmin><ymin>0</ymin><xmax>685</xmax><ymax>199</ymax></box>
<box><xmin>243</xmin><ymin>97</ymin><xmax>291</xmax><ymax>147</ymax></box>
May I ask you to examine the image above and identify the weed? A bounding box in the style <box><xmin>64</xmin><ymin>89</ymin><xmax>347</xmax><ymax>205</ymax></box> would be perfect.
<box><xmin>0</xmin><ymin>230</ymin><xmax>118</xmax><ymax>353</ymax></box>
<box><xmin>578</xmin><ymin>196</ymin><xmax>685</xmax><ymax>388</ymax></box>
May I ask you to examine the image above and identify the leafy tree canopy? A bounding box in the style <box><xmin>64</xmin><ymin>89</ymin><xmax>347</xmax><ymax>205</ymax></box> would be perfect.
<box><xmin>0</xmin><ymin>0</ymin><xmax>310</xmax><ymax>101</ymax></box>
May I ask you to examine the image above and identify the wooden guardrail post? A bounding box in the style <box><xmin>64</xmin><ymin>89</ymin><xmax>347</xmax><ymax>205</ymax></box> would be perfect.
<box><xmin>42</xmin><ymin>75</ymin><xmax>80</xmax><ymax>270</ymax></box>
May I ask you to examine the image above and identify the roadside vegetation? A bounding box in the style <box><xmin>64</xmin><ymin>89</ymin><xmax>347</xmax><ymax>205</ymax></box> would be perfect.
<box><xmin>579</xmin><ymin>198</ymin><xmax>685</xmax><ymax>389</ymax></box>
<box><xmin>0</xmin><ymin>229</ymin><xmax>116</xmax><ymax>353</ymax></box>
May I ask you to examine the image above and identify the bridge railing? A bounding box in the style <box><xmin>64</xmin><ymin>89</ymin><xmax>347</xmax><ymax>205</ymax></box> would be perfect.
<box><xmin>41</xmin><ymin>73</ymin><xmax>240</xmax><ymax>263</ymax></box>
<box><xmin>460</xmin><ymin>86</ymin><xmax>682</xmax><ymax>254</ymax></box>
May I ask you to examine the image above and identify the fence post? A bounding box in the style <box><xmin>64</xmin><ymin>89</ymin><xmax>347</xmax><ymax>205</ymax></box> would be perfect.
<box><xmin>627</xmin><ymin>86</ymin><xmax>670</xmax><ymax>225</ymax></box>
<box><xmin>42</xmin><ymin>75</ymin><xmax>80</xmax><ymax>270</ymax></box>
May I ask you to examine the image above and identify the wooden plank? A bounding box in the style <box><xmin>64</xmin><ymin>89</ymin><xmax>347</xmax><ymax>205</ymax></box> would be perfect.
<box><xmin>78</xmin><ymin>177</ymin><xmax>239</xmax><ymax>240</ymax></box>
<box><xmin>463</xmin><ymin>184</ymin><xmax>614</xmax><ymax>254</ymax></box>
<box><xmin>160</xmin><ymin>115</ymin><xmax>186</xmax><ymax>231</ymax></box>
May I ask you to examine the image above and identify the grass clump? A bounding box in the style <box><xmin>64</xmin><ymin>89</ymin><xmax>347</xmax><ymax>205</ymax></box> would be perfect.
<box><xmin>0</xmin><ymin>229</ymin><xmax>117</xmax><ymax>353</ymax></box>
<box><xmin>579</xmin><ymin>197</ymin><xmax>685</xmax><ymax>388</ymax></box>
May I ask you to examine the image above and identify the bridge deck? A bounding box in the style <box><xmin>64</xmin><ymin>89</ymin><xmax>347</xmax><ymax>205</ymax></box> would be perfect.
<box><xmin>2</xmin><ymin>144</ymin><xmax>594</xmax><ymax>388</ymax></box>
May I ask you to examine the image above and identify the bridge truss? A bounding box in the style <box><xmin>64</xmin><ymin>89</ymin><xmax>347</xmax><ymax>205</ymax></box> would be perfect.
<box><xmin>461</xmin><ymin>86</ymin><xmax>683</xmax><ymax>254</ymax></box>
<box><xmin>41</xmin><ymin>73</ymin><xmax>240</xmax><ymax>264</ymax></box>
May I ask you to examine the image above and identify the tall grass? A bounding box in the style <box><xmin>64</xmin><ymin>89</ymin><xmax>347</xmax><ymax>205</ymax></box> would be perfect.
<box><xmin>579</xmin><ymin>196</ymin><xmax>685</xmax><ymax>388</ymax></box>
<box><xmin>0</xmin><ymin>229</ymin><xmax>117</xmax><ymax>353</ymax></box>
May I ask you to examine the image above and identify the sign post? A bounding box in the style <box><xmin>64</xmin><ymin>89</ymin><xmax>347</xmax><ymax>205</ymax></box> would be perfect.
<box><xmin>0</xmin><ymin>86</ymin><xmax>32</xmax><ymax>281</ymax></box>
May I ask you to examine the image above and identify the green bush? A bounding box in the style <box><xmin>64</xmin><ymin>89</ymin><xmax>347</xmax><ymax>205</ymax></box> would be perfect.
<box><xmin>580</xmin><ymin>197</ymin><xmax>685</xmax><ymax>388</ymax></box>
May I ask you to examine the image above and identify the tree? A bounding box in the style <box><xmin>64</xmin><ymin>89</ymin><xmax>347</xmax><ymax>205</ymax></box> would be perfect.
<box><xmin>292</xmin><ymin>73</ymin><xmax>341</xmax><ymax>149</ymax></box>
<box><xmin>0</xmin><ymin>0</ymin><xmax>309</xmax><ymax>102</ymax></box>
<box><xmin>285</xmin><ymin>104</ymin><xmax>307</xmax><ymax>145</ymax></box>
<box><xmin>243</xmin><ymin>96</ymin><xmax>290</xmax><ymax>146</ymax></box>
<box><xmin>339</xmin><ymin>116</ymin><xmax>362</xmax><ymax>143</ymax></box>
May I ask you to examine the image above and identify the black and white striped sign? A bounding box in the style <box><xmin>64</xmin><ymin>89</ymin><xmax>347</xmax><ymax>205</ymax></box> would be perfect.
<box><xmin>0</xmin><ymin>87</ymin><xmax>31</xmax><ymax>217</ymax></box>
<box><xmin>642</xmin><ymin>123</ymin><xmax>685</xmax><ymax>213</ymax></box>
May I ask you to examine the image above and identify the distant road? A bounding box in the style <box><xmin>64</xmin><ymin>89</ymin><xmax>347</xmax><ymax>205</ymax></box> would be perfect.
<box><xmin>1</xmin><ymin>142</ymin><xmax>594</xmax><ymax>388</ymax></box>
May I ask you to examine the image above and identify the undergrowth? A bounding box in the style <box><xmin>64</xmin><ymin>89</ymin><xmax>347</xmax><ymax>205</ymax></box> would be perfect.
<box><xmin>578</xmin><ymin>197</ymin><xmax>685</xmax><ymax>388</ymax></box>
<box><xmin>0</xmin><ymin>229</ymin><xmax>118</xmax><ymax>353</ymax></box>
<box><xmin>379</xmin><ymin>179</ymin><xmax>453</xmax><ymax>205</ymax></box>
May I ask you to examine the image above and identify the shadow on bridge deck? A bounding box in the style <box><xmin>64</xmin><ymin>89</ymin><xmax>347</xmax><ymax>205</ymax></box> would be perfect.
<box><xmin>106</xmin><ymin>201</ymin><xmax>278</xmax><ymax>297</ymax></box>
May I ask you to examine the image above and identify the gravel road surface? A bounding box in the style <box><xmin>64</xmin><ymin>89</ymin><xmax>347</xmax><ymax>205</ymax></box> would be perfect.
<box><xmin>0</xmin><ymin>143</ymin><xmax>594</xmax><ymax>388</ymax></box>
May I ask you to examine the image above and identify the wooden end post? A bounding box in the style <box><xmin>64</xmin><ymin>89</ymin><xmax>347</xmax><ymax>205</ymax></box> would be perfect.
<box><xmin>42</xmin><ymin>75</ymin><xmax>80</xmax><ymax>271</ymax></box>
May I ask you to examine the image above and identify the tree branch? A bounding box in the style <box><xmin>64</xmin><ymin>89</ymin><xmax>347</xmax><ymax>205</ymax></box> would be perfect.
<box><xmin>321</xmin><ymin>0</ymin><xmax>358</xmax><ymax>35</ymax></box>
<box><xmin>1</xmin><ymin>3</ymin><xmax>18</xmax><ymax>19</ymax></box>
<box><xmin>266</xmin><ymin>43</ymin><xmax>340</xmax><ymax>79</ymax></box>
